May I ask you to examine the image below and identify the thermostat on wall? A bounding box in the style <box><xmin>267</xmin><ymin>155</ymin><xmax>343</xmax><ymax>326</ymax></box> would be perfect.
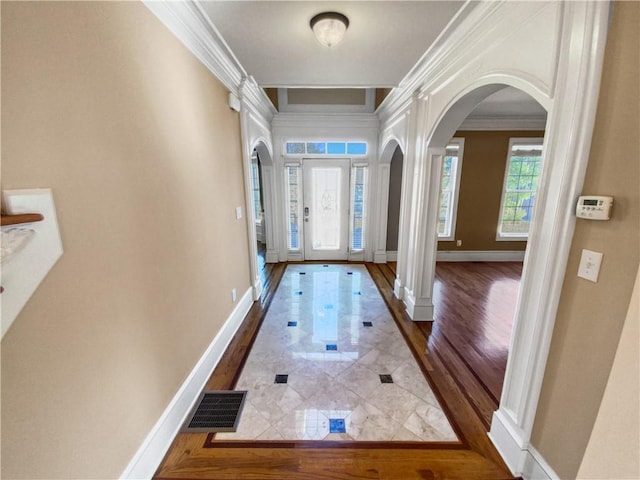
<box><xmin>576</xmin><ymin>195</ymin><xmax>613</xmax><ymax>220</ymax></box>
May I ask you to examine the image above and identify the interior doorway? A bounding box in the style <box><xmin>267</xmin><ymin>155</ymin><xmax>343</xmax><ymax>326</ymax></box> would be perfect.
<box><xmin>427</xmin><ymin>85</ymin><xmax>547</xmax><ymax>407</ymax></box>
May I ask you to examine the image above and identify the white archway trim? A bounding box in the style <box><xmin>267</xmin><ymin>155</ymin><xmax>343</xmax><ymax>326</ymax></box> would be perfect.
<box><xmin>378</xmin><ymin>1</ymin><xmax>610</xmax><ymax>477</ymax></box>
<box><xmin>373</xmin><ymin>137</ymin><xmax>404</xmax><ymax>264</ymax></box>
<box><xmin>491</xmin><ymin>3</ymin><xmax>610</xmax><ymax>475</ymax></box>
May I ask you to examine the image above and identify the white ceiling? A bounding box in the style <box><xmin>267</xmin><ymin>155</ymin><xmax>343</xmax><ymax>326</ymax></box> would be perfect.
<box><xmin>197</xmin><ymin>1</ymin><xmax>465</xmax><ymax>88</ymax></box>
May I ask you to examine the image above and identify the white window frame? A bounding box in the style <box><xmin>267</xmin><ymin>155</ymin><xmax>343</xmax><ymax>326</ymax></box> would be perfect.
<box><xmin>437</xmin><ymin>138</ymin><xmax>465</xmax><ymax>241</ymax></box>
<box><xmin>350</xmin><ymin>163</ymin><xmax>368</xmax><ymax>252</ymax></box>
<box><xmin>496</xmin><ymin>137</ymin><xmax>544</xmax><ymax>241</ymax></box>
<box><xmin>284</xmin><ymin>162</ymin><xmax>302</xmax><ymax>252</ymax></box>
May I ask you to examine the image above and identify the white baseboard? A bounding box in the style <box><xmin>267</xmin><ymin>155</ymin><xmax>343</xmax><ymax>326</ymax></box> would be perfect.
<box><xmin>373</xmin><ymin>251</ymin><xmax>387</xmax><ymax>264</ymax></box>
<box><xmin>437</xmin><ymin>250</ymin><xmax>525</xmax><ymax>262</ymax></box>
<box><xmin>386</xmin><ymin>250</ymin><xmax>398</xmax><ymax>261</ymax></box>
<box><xmin>522</xmin><ymin>445</ymin><xmax>559</xmax><ymax>480</ymax></box>
<box><xmin>120</xmin><ymin>287</ymin><xmax>254</xmax><ymax>479</ymax></box>
<box><xmin>489</xmin><ymin>410</ymin><xmax>559</xmax><ymax>480</ymax></box>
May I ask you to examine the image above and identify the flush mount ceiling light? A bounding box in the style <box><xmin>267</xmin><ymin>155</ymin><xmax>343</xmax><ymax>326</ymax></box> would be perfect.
<box><xmin>310</xmin><ymin>12</ymin><xmax>349</xmax><ymax>48</ymax></box>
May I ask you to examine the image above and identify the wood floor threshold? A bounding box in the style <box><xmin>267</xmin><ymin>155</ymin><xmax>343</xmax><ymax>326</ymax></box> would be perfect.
<box><xmin>154</xmin><ymin>261</ymin><xmax>516</xmax><ymax>480</ymax></box>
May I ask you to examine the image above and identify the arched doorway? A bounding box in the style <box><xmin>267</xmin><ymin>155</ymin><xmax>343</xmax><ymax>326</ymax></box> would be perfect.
<box><xmin>428</xmin><ymin>85</ymin><xmax>548</xmax><ymax>417</ymax></box>
<box><xmin>245</xmin><ymin>140</ymin><xmax>274</xmax><ymax>299</ymax></box>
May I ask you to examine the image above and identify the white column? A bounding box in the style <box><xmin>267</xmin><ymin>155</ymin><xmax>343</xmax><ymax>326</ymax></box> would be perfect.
<box><xmin>403</xmin><ymin>143</ymin><xmax>443</xmax><ymax>322</ymax></box>
<box><xmin>373</xmin><ymin>162</ymin><xmax>391</xmax><ymax>264</ymax></box>
<box><xmin>393</xmin><ymin>95</ymin><xmax>420</xmax><ymax>299</ymax></box>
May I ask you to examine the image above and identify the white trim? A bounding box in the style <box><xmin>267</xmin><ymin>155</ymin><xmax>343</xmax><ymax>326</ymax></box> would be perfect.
<box><xmin>459</xmin><ymin>115</ymin><xmax>547</xmax><ymax>131</ymax></box>
<box><xmin>489</xmin><ymin>409</ymin><xmax>527</xmax><ymax>475</ymax></box>
<box><xmin>436</xmin><ymin>250</ymin><xmax>525</xmax><ymax>262</ymax></box>
<box><xmin>120</xmin><ymin>288</ymin><xmax>253</xmax><ymax>480</ymax></box>
<box><xmin>142</xmin><ymin>1</ymin><xmax>244</xmax><ymax>95</ymax></box>
<box><xmin>522</xmin><ymin>445</ymin><xmax>560</xmax><ymax>480</ymax></box>
<box><xmin>489</xmin><ymin>411</ymin><xmax>559</xmax><ymax>480</ymax></box>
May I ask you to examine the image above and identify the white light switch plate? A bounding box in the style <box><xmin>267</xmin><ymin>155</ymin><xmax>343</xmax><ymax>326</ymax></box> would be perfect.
<box><xmin>577</xmin><ymin>249</ymin><xmax>603</xmax><ymax>282</ymax></box>
<box><xmin>235</xmin><ymin>206</ymin><xmax>242</xmax><ymax>219</ymax></box>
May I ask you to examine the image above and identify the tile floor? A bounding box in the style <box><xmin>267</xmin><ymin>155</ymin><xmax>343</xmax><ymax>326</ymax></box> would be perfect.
<box><xmin>214</xmin><ymin>264</ymin><xmax>457</xmax><ymax>442</ymax></box>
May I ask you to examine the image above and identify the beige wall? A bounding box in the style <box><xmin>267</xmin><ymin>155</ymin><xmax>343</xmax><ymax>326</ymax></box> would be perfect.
<box><xmin>286</xmin><ymin>88</ymin><xmax>367</xmax><ymax>106</ymax></box>
<box><xmin>1</xmin><ymin>2</ymin><xmax>251</xmax><ymax>479</ymax></box>
<box><xmin>531</xmin><ymin>3</ymin><xmax>640</xmax><ymax>478</ymax></box>
<box><xmin>577</xmin><ymin>267</ymin><xmax>639</xmax><ymax>479</ymax></box>
<box><xmin>438</xmin><ymin>130</ymin><xmax>544</xmax><ymax>252</ymax></box>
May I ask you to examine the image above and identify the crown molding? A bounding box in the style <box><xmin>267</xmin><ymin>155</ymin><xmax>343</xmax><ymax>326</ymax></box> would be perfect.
<box><xmin>143</xmin><ymin>1</ymin><xmax>244</xmax><ymax>94</ymax></box>
<box><xmin>377</xmin><ymin>1</ymin><xmax>499</xmax><ymax>122</ymax></box>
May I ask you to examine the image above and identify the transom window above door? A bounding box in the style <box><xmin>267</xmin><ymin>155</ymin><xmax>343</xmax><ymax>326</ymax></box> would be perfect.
<box><xmin>285</xmin><ymin>141</ymin><xmax>367</xmax><ymax>156</ymax></box>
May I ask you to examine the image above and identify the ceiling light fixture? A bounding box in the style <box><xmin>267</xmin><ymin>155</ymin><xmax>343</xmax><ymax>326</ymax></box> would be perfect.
<box><xmin>310</xmin><ymin>12</ymin><xmax>349</xmax><ymax>48</ymax></box>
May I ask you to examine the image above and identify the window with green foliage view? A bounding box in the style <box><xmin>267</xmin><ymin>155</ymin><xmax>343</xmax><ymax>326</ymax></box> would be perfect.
<box><xmin>497</xmin><ymin>138</ymin><xmax>544</xmax><ymax>239</ymax></box>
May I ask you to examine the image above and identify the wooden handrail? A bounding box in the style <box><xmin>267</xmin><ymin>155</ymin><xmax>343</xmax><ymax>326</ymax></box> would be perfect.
<box><xmin>1</xmin><ymin>213</ymin><xmax>44</xmax><ymax>226</ymax></box>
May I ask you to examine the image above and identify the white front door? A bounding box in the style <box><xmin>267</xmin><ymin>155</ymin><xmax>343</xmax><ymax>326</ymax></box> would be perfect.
<box><xmin>303</xmin><ymin>159</ymin><xmax>350</xmax><ymax>260</ymax></box>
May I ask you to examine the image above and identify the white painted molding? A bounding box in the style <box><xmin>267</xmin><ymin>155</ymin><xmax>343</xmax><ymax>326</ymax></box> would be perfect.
<box><xmin>1</xmin><ymin>189</ymin><xmax>64</xmax><ymax>339</ymax></box>
<box><xmin>436</xmin><ymin>250</ymin><xmax>526</xmax><ymax>262</ymax></box>
<box><xmin>386</xmin><ymin>251</ymin><xmax>398</xmax><ymax>261</ymax></box>
<box><xmin>143</xmin><ymin>1</ymin><xmax>244</xmax><ymax>95</ymax></box>
<box><xmin>522</xmin><ymin>445</ymin><xmax>559</xmax><ymax>480</ymax></box>
<box><xmin>489</xmin><ymin>410</ymin><xmax>559</xmax><ymax>480</ymax></box>
<box><xmin>373</xmin><ymin>251</ymin><xmax>387</xmax><ymax>264</ymax></box>
<box><xmin>458</xmin><ymin>115</ymin><xmax>547</xmax><ymax>131</ymax></box>
<box><xmin>120</xmin><ymin>287</ymin><xmax>253</xmax><ymax>479</ymax></box>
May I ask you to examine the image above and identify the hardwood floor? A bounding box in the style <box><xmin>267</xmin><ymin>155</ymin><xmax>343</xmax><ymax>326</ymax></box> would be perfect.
<box><xmin>154</xmin><ymin>261</ymin><xmax>521</xmax><ymax>480</ymax></box>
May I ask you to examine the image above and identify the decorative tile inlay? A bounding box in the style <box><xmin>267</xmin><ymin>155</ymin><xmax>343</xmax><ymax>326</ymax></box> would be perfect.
<box><xmin>379</xmin><ymin>374</ymin><xmax>394</xmax><ymax>384</ymax></box>
<box><xmin>329</xmin><ymin>418</ymin><xmax>346</xmax><ymax>433</ymax></box>
<box><xmin>212</xmin><ymin>264</ymin><xmax>457</xmax><ymax>443</ymax></box>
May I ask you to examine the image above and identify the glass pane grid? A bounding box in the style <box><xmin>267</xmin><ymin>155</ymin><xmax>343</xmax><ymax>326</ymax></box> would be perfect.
<box><xmin>285</xmin><ymin>141</ymin><xmax>367</xmax><ymax>156</ymax></box>
<box><xmin>499</xmin><ymin>148</ymin><xmax>542</xmax><ymax>236</ymax></box>
<box><xmin>286</xmin><ymin>166</ymin><xmax>301</xmax><ymax>250</ymax></box>
<box><xmin>351</xmin><ymin>166</ymin><xmax>366</xmax><ymax>250</ymax></box>
<box><xmin>438</xmin><ymin>154</ymin><xmax>457</xmax><ymax>238</ymax></box>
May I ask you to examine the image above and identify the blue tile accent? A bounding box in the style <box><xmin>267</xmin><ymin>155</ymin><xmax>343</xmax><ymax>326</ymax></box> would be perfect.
<box><xmin>379</xmin><ymin>374</ymin><xmax>393</xmax><ymax>384</ymax></box>
<box><xmin>324</xmin><ymin>304</ymin><xmax>334</xmax><ymax>309</ymax></box>
<box><xmin>295</xmin><ymin>291</ymin><xmax>303</xmax><ymax>296</ymax></box>
<box><xmin>329</xmin><ymin>418</ymin><xmax>346</xmax><ymax>433</ymax></box>
<box><xmin>353</xmin><ymin>291</ymin><xmax>362</xmax><ymax>295</ymax></box>
<box><xmin>363</xmin><ymin>321</ymin><xmax>373</xmax><ymax>327</ymax></box>
<box><xmin>299</xmin><ymin>272</ymin><xmax>306</xmax><ymax>275</ymax></box>
<box><xmin>347</xmin><ymin>272</ymin><xmax>353</xmax><ymax>275</ymax></box>
<box><xmin>323</xmin><ymin>264</ymin><xmax>329</xmax><ymax>267</ymax></box>
<box><xmin>287</xmin><ymin>321</ymin><xmax>298</xmax><ymax>327</ymax></box>
<box><xmin>326</xmin><ymin>344</ymin><xmax>338</xmax><ymax>351</ymax></box>
<box><xmin>275</xmin><ymin>374</ymin><xmax>288</xmax><ymax>384</ymax></box>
